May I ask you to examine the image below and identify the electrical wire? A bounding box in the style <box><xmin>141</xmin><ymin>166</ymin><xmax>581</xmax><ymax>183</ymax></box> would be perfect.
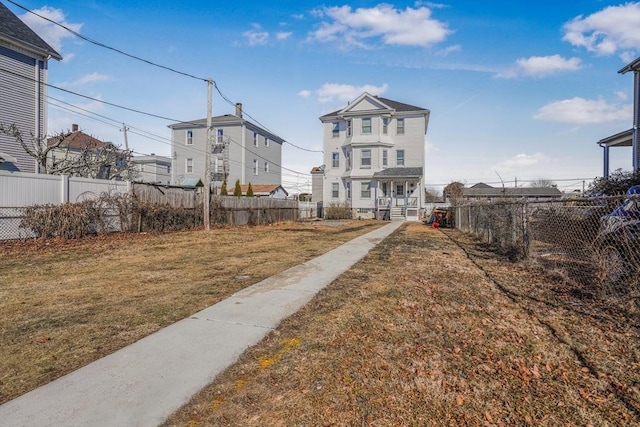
<box><xmin>6</xmin><ymin>0</ymin><xmax>208</xmax><ymax>82</ymax></box>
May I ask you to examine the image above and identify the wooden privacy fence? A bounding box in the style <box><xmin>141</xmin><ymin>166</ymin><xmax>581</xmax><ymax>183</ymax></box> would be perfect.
<box><xmin>216</xmin><ymin>196</ymin><xmax>299</xmax><ymax>225</ymax></box>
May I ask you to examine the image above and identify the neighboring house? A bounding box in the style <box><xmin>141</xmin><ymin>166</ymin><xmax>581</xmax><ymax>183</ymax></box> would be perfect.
<box><xmin>318</xmin><ymin>92</ymin><xmax>430</xmax><ymax>220</ymax></box>
<box><xmin>230</xmin><ymin>184</ymin><xmax>288</xmax><ymax>198</ymax></box>
<box><xmin>310</xmin><ymin>165</ymin><xmax>325</xmax><ymax>203</ymax></box>
<box><xmin>462</xmin><ymin>182</ymin><xmax>563</xmax><ymax>202</ymax></box>
<box><xmin>0</xmin><ymin>1</ymin><xmax>62</xmax><ymax>172</ymax></box>
<box><xmin>132</xmin><ymin>154</ymin><xmax>171</xmax><ymax>185</ymax></box>
<box><xmin>169</xmin><ymin>103</ymin><xmax>284</xmax><ymax>191</ymax></box>
<box><xmin>597</xmin><ymin>56</ymin><xmax>640</xmax><ymax>176</ymax></box>
<box><xmin>45</xmin><ymin>124</ymin><xmax>130</xmax><ymax>180</ymax></box>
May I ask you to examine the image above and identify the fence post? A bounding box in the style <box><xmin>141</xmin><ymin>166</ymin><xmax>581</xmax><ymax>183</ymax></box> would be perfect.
<box><xmin>61</xmin><ymin>175</ymin><xmax>70</xmax><ymax>203</ymax></box>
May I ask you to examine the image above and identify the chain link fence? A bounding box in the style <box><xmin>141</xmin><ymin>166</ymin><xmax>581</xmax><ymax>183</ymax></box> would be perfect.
<box><xmin>455</xmin><ymin>195</ymin><xmax>640</xmax><ymax>293</ymax></box>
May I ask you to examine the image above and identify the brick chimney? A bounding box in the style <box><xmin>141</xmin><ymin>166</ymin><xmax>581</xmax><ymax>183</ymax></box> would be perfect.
<box><xmin>72</xmin><ymin>124</ymin><xmax>79</xmax><ymax>132</ymax></box>
<box><xmin>235</xmin><ymin>103</ymin><xmax>243</xmax><ymax>118</ymax></box>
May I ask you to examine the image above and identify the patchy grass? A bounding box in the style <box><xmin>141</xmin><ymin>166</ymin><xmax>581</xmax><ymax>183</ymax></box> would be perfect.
<box><xmin>0</xmin><ymin>220</ymin><xmax>383</xmax><ymax>404</ymax></box>
<box><xmin>163</xmin><ymin>223</ymin><xmax>640</xmax><ymax>426</ymax></box>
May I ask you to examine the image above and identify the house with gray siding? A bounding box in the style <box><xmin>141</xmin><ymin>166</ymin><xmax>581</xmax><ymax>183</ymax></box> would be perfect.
<box><xmin>318</xmin><ymin>92</ymin><xmax>430</xmax><ymax>220</ymax></box>
<box><xmin>132</xmin><ymin>154</ymin><xmax>171</xmax><ymax>185</ymax></box>
<box><xmin>169</xmin><ymin>104</ymin><xmax>283</xmax><ymax>192</ymax></box>
<box><xmin>0</xmin><ymin>1</ymin><xmax>61</xmax><ymax>172</ymax></box>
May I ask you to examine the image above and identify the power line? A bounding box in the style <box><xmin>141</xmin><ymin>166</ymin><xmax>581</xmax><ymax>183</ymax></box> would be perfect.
<box><xmin>6</xmin><ymin>0</ymin><xmax>207</xmax><ymax>82</ymax></box>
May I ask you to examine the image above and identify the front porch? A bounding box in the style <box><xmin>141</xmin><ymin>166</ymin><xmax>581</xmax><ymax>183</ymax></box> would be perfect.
<box><xmin>372</xmin><ymin>167</ymin><xmax>424</xmax><ymax>221</ymax></box>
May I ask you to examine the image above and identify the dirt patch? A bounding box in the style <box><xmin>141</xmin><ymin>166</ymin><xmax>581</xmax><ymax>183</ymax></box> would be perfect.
<box><xmin>163</xmin><ymin>224</ymin><xmax>639</xmax><ymax>426</ymax></box>
<box><xmin>0</xmin><ymin>220</ymin><xmax>384</xmax><ymax>404</ymax></box>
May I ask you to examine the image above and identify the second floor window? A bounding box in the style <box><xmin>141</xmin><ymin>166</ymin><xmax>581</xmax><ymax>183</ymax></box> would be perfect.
<box><xmin>346</xmin><ymin>120</ymin><xmax>352</xmax><ymax>136</ymax></box>
<box><xmin>345</xmin><ymin>150</ymin><xmax>352</xmax><ymax>170</ymax></box>
<box><xmin>264</xmin><ymin>161</ymin><xmax>269</xmax><ymax>173</ymax></box>
<box><xmin>332</xmin><ymin>122</ymin><xmax>339</xmax><ymax>137</ymax></box>
<box><xmin>361</xmin><ymin>118</ymin><xmax>371</xmax><ymax>135</ymax></box>
<box><xmin>253</xmin><ymin>132</ymin><xmax>258</xmax><ymax>147</ymax></box>
<box><xmin>332</xmin><ymin>152</ymin><xmax>339</xmax><ymax>168</ymax></box>
<box><xmin>217</xmin><ymin>129</ymin><xmax>223</xmax><ymax>144</ymax></box>
<box><xmin>382</xmin><ymin>117</ymin><xmax>388</xmax><ymax>134</ymax></box>
<box><xmin>382</xmin><ymin>149</ymin><xmax>388</xmax><ymax>167</ymax></box>
<box><xmin>186</xmin><ymin>130</ymin><xmax>193</xmax><ymax>145</ymax></box>
<box><xmin>397</xmin><ymin>149</ymin><xmax>405</xmax><ymax>166</ymax></box>
<box><xmin>397</xmin><ymin>118</ymin><xmax>405</xmax><ymax>135</ymax></box>
<box><xmin>186</xmin><ymin>158</ymin><xmax>193</xmax><ymax>173</ymax></box>
<box><xmin>253</xmin><ymin>159</ymin><xmax>259</xmax><ymax>175</ymax></box>
<box><xmin>265</xmin><ymin>137</ymin><xmax>269</xmax><ymax>147</ymax></box>
<box><xmin>361</xmin><ymin>149</ymin><xmax>371</xmax><ymax>168</ymax></box>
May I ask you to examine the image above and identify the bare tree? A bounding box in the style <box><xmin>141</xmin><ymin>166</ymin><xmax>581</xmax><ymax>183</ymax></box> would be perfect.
<box><xmin>0</xmin><ymin>123</ymin><xmax>136</xmax><ymax>180</ymax></box>
<box><xmin>529</xmin><ymin>178</ymin><xmax>556</xmax><ymax>188</ymax></box>
<box><xmin>424</xmin><ymin>186</ymin><xmax>441</xmax><ymax>202</ymax></box>
<box><xmin>443</xmin><ymin>181</ymin><xmax>465</xmax><ymax>205</ymax></box>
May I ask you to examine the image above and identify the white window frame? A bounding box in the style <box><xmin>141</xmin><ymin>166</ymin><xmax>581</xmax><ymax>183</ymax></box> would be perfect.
<box><xmin>265</xmin><ymin>137</ymin><xmax>269</xmax><ymax>147</ymax></box>
<box><xmin>186</xmin><ymin>158</ymin><xmax>193</xmax><ymax>173</ymax></box>
<box><xmin>361</xmin><ymin>181</ymin><xmax>371</xmax><ymax>199</ymax></box>
<box><xmin>332</xmin><ymin>152</ymin><xmax>339</xmax><ymax>168</ymax></box>
<box><xmin>253</xmin><ymin>132</ymin><xmax>258</xmax><ymax>147</ymax></box>
<box><xmin>217</xmin><ymin>129</ymin><xmax>223</xmax><ymax>144</ymax></box>
<box><xmin>346</xmin><ymin>181</ymin><xmax>351</xmax><ymax>199</ymax></box>
<box><xmin>382</xmin><ymin>149</ymin><xmax>388</xmax><ymax>167</ymax></box>
<box><xmin>331</xmin><ymin>182</ymin><xmax>339</xmax><ymax>198</ymax></box>
<box><xmin>186</xmin><ymin>130</ymin><xmax>193</xmax><ymax>145</ymax></box>
<box><xmin>345</xmin><ymin>150</ymin><xmax>352</xmax><ymax>171</ymax></box>
<box><xmin>361</xmin><ymin>117</ymin><xmax>371</xmax><ymax>135</ymax></box>
<box><xmin>264</xmin><ymin>161</ymin><xmax>269</xmax><ymax>173</ymax></box>
<box><xmin>397</xmin><ymin>118</ymin><xmax>405</xmax><ymax>135</ymax></box>
<box><xmin>382</xmin><ymin>117</ymin><xmax>388</xmax><ymax>135</ymax></box>
<box><xmin>332</xmin><ymin>122</ymin><xmax>340</xmax><ymax>138</ymax></box>
<box><xmin>397</xmin><ymin>149</ymin><xmax>405</xmax><ymax>166</ymax></box>
<box><xmin>253</xmin><ymin>159</ymin><xmax>259</xmax><ymax>175</ymax></box>
<box><xmin>347</xmin><ymin>120</ymin><xmax>352</xmax><ymax>137</ymax></box>
<box><xmin>361</xmin><ymin>149</ymin><xmax>371</xmax><ymax>168</ymax></box>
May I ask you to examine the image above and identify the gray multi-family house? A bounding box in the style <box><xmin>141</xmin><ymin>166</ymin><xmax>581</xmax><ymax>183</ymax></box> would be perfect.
<box><xmin>131</xmin><ymin>154</ymin><xmax>171</xmax><ymax>185</ymax></box>
<box><xmin>318</xmin><ymin>92</ymin><xmax>430</xmax><ymax>220</ymax></box>
<box><xmin>169</xmin><ymin>104</ymin><xmax>284</xmax><ymax>192</ymax></box>
<box><xmin>0</xmin><ymin>1</ymin><xmax>61</xmax><ymax>172</ymax></box>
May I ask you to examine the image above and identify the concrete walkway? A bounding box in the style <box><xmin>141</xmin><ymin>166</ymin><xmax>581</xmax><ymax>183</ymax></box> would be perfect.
<box><xmin>0</xmin><ymin>221</ymin><xmax>403</xmax><ymax>427</ymax></box>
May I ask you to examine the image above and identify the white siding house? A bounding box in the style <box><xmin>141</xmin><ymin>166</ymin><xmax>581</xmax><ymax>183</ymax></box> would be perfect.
<box><xmin>0</xmin><ymin>2</ymin><xmax>61</xmax><ymax>172</ymax></box>
<box><xmin>169</xmin><ymin>104</ymin><xmax>283</xmax><ymax>192</ymax></box>
<box><xmin>319</xmin><ymin>93</ymin><xmax>430</xmax><ymax>220</ymax></box>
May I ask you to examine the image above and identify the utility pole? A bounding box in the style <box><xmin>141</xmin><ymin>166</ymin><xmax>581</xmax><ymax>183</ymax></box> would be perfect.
<box><xmin>120</xmin><ymin>123</ymin><xmax>129</xmax><ymax>151</ymax></box>
<box><xmin>204</xmin><ymin>79</ymin><xmax>213</xmax><ymax>230</ymax></box>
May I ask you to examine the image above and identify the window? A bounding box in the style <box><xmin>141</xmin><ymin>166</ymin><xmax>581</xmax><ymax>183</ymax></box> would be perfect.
<box><xmin>265</xmin><ymin>137</ymin><xmax>269</xmax><ymax>147</ymax></box>
<box><xmin>345</xmin><ymin>150</ymin><xmax>352</xmax><ymax>170</ymax></box>
<box><xmin>361</xmin><ymin>181</ymin><xmax>371</xmax><ymax>199</ymax></box>
<box><xmin>332</xmin><ymin>122</ymin><xmax>340</xmax><ymax>138</ymax></box>
<box><xmin>253</xmin><ymin>132</ymin><xmax>258</xmax><ymax>147</ymax></box>
<box><xmin>167</xmin><ymin>165</ymin><xmax>171</xmax><ymax>174</ymax></box>
<box><xmin>361</xmin><ymin>117</ymin><xmax>371</xmax><ymax>134</ymax></box>
<box><xmin>397</xmin><ymin>118</ymin><xmax>405</xmax><ymax>135</ymax></box>
<box><xmin>397</xmin><ymin>149</ymin><xmax>405</xmax><ymax>166</ymax></box>
<box><xmin>186</xmin><ymin>130</ymin><xmax>193</xmax><ymax>145</ymax></box>
<box><xmin>346</xmin><ymin>120</ymin><xmax>352</xmax><ymax>137</ymax></box>
<box><xmin>396</xmin><ymin>184</ymin><xmax>405</xmax><ymax>197</ymax></box>
<box><xmin>253</xmin><ymin>159</ymin><xmax>259</xmax><ymax>175</ymax></box>
<box><xmin>264</xmin><ymin>161</ymin><xmax>269</xmax><ymax>173</ymax></box>
<box><xmin>382</xmin><ymin>117</ymin><xmax>388</xmax><ymax>134</ymax></box>
<box><xmin>140</xmin><ymin>164</ymin><xmax>145</xmax><ymax>172</ymax></box>
<box><xmin>332</xmin><ymin>182</ymin><xmax>339</xmax><ymax>198</ymax></box>
<box><xmin>382</xmin><ymin>149</ymin><xmax>388</xmax><ymax>167</ymax></box>
<box><xmin>346</xmin><ymin>181</ymin><xmax>351</xmax><ymax>199</ymax></box>
<box><xmin>217</xmin><ymin>129</ymin><xmax>223</xmax><ymax>144</ymax></box>
<box><xmin>332</xmin><ymin>152</ymin><xmax>339</xmax><ymax>168</ymax></box>
<box><xmin>186</xmin><ymin>158</ymin><xmax>193</xmax><ymax>173</ymax></box>
<box><xmin>361</xmin><ymin>149</ymin><xmax>371</xmax><ymax>168</ymax></box>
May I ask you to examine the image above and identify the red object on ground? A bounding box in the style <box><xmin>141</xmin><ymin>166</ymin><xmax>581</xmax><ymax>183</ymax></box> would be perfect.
<box><xmin>432</xmin><ymin>222</ymin><xmax>439</xmax><ymax>228</ymax></box>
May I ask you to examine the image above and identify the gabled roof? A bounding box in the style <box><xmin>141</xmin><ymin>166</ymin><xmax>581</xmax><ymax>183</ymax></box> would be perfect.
<box><xmin>463</xmin><ymin>183</ymin><xmax>562</xmax><ymax>198</ymax></box>
<box><xmin>46</xmin><ymin>130</ymin><xmax>112</xmax><ymax>150</ymax></box>
<box><xmin>0</xmin><ymin>2</ymin><xmax>62</xmax><ymax>60</ymax></box>
<box><xmin>168</xmin><ymin>114</ymin><xmax>285</xmax><ymax>144</ymax></box>
<box><xmin>619</xmin><ymin>56</ymin><xmax>640</xmax><ymax>74</ymax></box>
<box><xmin>320</xmin><ymin>92</ymin><xmax>429</xmax><ymax>120</ymax></box>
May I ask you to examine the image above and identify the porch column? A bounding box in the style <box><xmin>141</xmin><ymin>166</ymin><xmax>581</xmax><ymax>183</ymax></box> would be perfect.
<box><xmin>602</xmin><ymin>144</ymin><xmax>610</xmax><ymax>177</ymax></box>
<box><xmin>633</xmin><ymin>70</ymin><xmax>639</xmax><ymax>172</ymax></box>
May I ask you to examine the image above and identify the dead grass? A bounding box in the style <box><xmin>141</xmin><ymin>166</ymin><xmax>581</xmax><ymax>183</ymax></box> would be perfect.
<box><xmin>0</xmin><ymin>220</ymin><xmax>383</xmax><ymax>404</ymax></box>
<box><xmin>162</xmin><ymin>223</ymin><xmax>640</xmax><ymax>426</ymax></box>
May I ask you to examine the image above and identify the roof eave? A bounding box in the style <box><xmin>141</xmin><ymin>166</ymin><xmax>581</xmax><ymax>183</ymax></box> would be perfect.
<box><xmin>618</xmin><ymin>56</ymin><xmax>640</xmax><ymax>74</ymax></box>
<box><xmin>0</xmin><ymin>33</ymin><xmax>62</xmax><ymax>61</ymax></box>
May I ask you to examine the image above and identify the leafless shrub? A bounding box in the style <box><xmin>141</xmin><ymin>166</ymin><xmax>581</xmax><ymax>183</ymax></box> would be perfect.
<box><xmin>325</xmin><ymin>201</ymin><xmax>353</xmax><ymax>220</ymax></box>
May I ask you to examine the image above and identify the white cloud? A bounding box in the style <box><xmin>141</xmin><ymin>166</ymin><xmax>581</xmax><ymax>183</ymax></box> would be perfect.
<box><xmin>563</xmin><ymin>2</ymin><xmax>640</xmax><ymax>58</ymax></box>
<box><xmin>243</xmin><ymin>24</ymin><xmax>269</xmax><ymax>46</ymax></box>
<box><xmin>19</xmin><ymin>7</ymin><xmax>82</xmax><ymax>53</ymax></box>
<box><xmin>436</xmin><ymin>44</ymin><xmax>461</xmax><ymax>56</ymax></box>
<box><xmin>276</xmin><ymin>31</ymin><xmax>292</xmax><ymax>41</ymax></box>
<box><xmin>58</xmin><ymin>72</ymin><xmax>110</xmax><ymax>87</ymax></box>
<box><xmin>496</xmin><ymin>55</ymin><xmax>582</xmax><ymax>78</ymax></box>
<box><xmin>493</xmin><ymin>153</ymin><xmax>548</xmax><ymax>171</ymax></box>
<box><xmin>297</xmin><ymin>90</ymin><xmax>312</xmax><ymax>98</ymax></box>
<box><xmin>309</xmin><ymin>4</ymin><xmax>451</xmax><ymax>49</ymax></box>
<box><xmin>316</xmin><ymin>83</ymin><xmax>389</xmax><ymax>103</ymax></box>
<box><xmin>534</xmin><ymin>97</ymin><xmax>632</xmax><ymax>124</ymax></box>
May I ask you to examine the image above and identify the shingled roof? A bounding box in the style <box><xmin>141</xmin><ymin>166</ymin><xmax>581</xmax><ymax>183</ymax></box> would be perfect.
<box><xmin>0</xmin><ymin>2</ymin><xmax>62</xmax><ymax>60</ymax></box>
<box><xmin>320</xmin><ymin>93</ymin><xmax>428</xmax><ymax>119</ymax></box>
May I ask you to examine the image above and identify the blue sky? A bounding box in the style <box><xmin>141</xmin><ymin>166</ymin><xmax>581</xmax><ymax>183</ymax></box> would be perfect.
<box><xmin>5</xmin><ymin>0</ymin><xmax>640</xmax><ymax>193</ymax></box>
